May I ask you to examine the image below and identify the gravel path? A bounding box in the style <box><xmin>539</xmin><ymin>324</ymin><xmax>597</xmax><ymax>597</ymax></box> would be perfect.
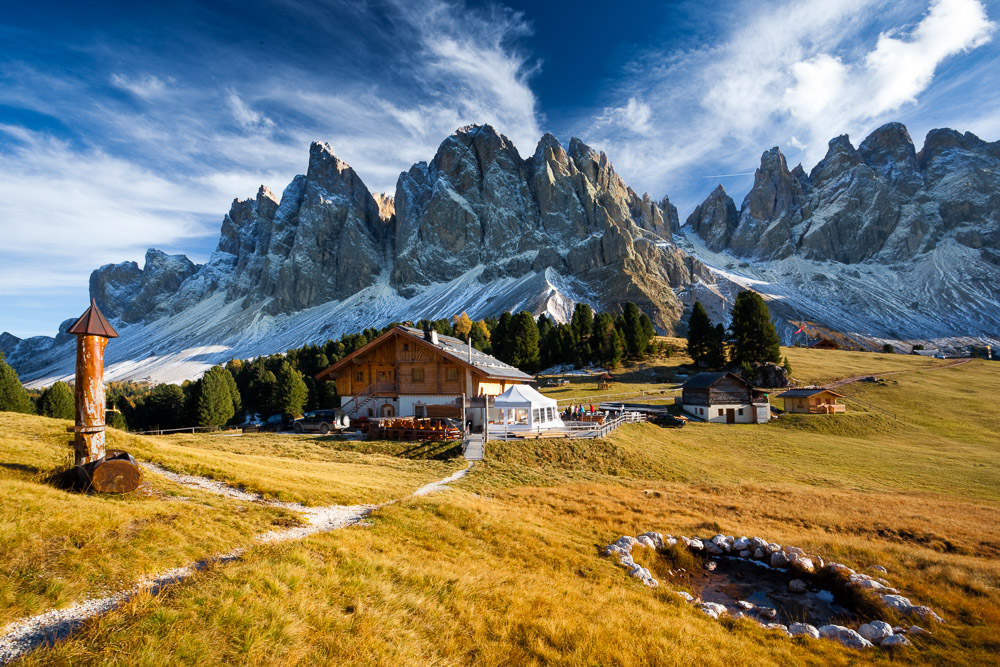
<box><xmin>0</xmin><ymin>461</ymin><xmax>473</xmax><ymax>665</ymax></box>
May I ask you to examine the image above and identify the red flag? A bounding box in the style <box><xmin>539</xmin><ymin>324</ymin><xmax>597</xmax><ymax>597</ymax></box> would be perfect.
<box><xmin>794</xmin><ymin>324</ymin><xmax>806</xmax><ymax>334</ymax></box>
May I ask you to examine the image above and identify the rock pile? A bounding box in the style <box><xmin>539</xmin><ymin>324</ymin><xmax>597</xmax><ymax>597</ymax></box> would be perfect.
<box><xmin>603</xmin><ymin>531</ymin><xmax>943</xmax><ymax>651</ymax></box>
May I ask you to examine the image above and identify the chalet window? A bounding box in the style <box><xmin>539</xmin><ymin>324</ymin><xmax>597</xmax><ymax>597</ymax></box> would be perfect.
<box><xmin>446</xmin><ymin>367</ymin><xmax>459</xmax><ymax>381</ymax></box>
<box><xmin>355</xmin><ymin>371</ymin><xmax>364</xmax><ymax>382</ymax></box>
<box><xmin>413</xmin><ymin>368</ymin><xmax>425</xmax><ymax>383</ymax></box>
<box><xmin>738</xmin><ymin>408</ymin><xmax>744</xmax><ymax>415</ymax></box>
<box><xmin>403</xmin><ymin>343</ymin><xmax>409</xmax><ymax>351</ymax></box>
<box><xmin>718</xmin><ymin>409</ymin><xmax>724</xmax><ymax>416</ymax></box>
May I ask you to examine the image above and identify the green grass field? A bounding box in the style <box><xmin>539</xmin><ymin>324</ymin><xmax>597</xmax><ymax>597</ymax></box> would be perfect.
<box><xmin>3</xmin><ymin>348</ymin><xmax>999</xmax><ymax>665</ymax></box>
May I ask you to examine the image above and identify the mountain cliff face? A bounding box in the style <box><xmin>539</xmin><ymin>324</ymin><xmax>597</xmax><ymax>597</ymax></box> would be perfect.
<box><xmin>12</xmin><ymin>125</ymin><xmax>707</xmax><ymax>384</ymax></box>
<box><xmin>695</xmin><ymin>122</ymin><xmax>1000</xmax><ymax>264</ymax></box>
<box><xmin>682</xmin><ymin>122</ymin><xmax>1000</xmax><ymax>342</ymax></box>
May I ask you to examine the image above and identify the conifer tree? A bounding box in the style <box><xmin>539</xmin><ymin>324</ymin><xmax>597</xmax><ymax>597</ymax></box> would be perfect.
<box><xmin>196</xmin><ymin>366</ymin><xmax>235</xmax><ymax>427</ymax></box>
<box><xmin>686</xmin><ymin>301</ymin><xmax>712</xmax><ymax>364</ymax></box>
<box><xmin>493</xmin><ymin>312</ymin><xmax>514</xmax><ymax>365</ymax></box>
<box><xmin>470</xmin><ymin>320</ymin><xmax>491</xmax><ymax>353</ymax></box>
<box><xmin>0</xmin><ymin>352</ymin><xmax>33</xmax><ymax>414</ymax></box>
<box><xmin>38</xmin><ymin>381</ymin><xmax>74</xmax><ymax>419</ymax></box>
<box><xmin>622</xmin><ymin>302</ymin><xmax>648</xmax><ymax>359</ymax></box>
<box><xmin>706</xmin><ymin>324</ymin><xmax>728</xmax><ymax>368</ymax></box>
<box><xmin>274</xmin><ymin>361</ymin><xmax>307</xmax><ymax>416</ymax></box>
<box><xmin>143</xmin><ymin>383</ymin><xmax>186</xmax><ymax>430</ymax></box>
<box><xmin>509</xmin><ymin>311</ymin><xmax>540</xmax><ymax>373</ymax></box>
<box><xmin>729</xmin><ymin>290</ymin><xmax>782</xmax><ymax>365</ymax></box>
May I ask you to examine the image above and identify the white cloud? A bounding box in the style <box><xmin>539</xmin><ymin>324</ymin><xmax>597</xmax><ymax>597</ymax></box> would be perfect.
<box><xmin>576</xmin><ymin>0</ymin><xmax>997</xmax><ymax>215</ymax></box>
<box><xmin>110</xmin><ymin>73</ymin><xmax>168</xmax><ymax>99</ymax></box>
<box><xmin>596</xmin><ymin>97</ymin><xmax>654</xmax><ymax>136</ymax></box>
<box><xmin>226</xmin><ymin>92</ymin><xmax>275</xmax><ymax>133</ymax></box>
<box><xmin>0</xmin><ymin>0</ymin><xmax>543</xmax><ymax>336</ymax></box>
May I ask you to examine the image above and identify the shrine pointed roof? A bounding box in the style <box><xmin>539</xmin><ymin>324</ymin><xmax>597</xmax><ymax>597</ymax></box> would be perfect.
<box><xmin>67</xmin><ymin>299</ymin><xmax>120</xmax><ymax>338</ymax></box>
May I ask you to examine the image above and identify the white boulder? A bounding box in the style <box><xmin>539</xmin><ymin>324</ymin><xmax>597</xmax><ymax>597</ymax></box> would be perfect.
<box><xmin>881</xmin><ymin>594</ymin><xmax>912</xmax><ymax>611</ymax></box>
<box><xmin>736</xmin><ymin>600</ymin><xmax>755</xmax><ymax>610</ymax></box>
<box><xmin>763</xmin><ymin>623</ymin><xmax>792</xmax><ymax>637</ymax></box>
<box><xmin>613</xmin><ymin>536</ymin><xmax>637</xmax><ymax>551</ymax></box>
<box><xmin>739</xmin><ymin>550</ymin><xmax>752</xmax><ymax>559</ymax></box>
<box><xmin>788</xmin><ymin>579</ymin><xmax>808</xmax><ymax>594</ymax></box>
<box><xmin>688</xmin><ymin>538</ymin><xmax>704</xmax><ymax>551</ymax></box>
<box><xmin>635</xmin><ymin>535</ymin><xmax>657</xmax><ymax>550</ymax></box>
<box><xmin>675</xmin><ymin>591</ymin><xmax>694</xmax><ymax>602</ymax></box>
<box><xmin>785</xmin><ymin>546</ymin><xmax>805</xmax><ymax>558</ymax></box>
<box><xmin>881</xmin><ymin>634</ymin><xmax>911</xmax><ymax>647</ymax></box>
<box><xmin>699</xmin><ymin>602</ymin><xmax>728</xmax><ymax>619</ymax></box>
<box><xmin>794</xmin><ymin>557</ymin><xmax>816</xmax><ymax>574</ymax></box>
<box><xmin>638</xmin><ymin>532</ymin><xmax>664</xmax><ymax>549</ymax></box>
<box><xmin>870</xmin><ymin>565</ymin><xmax>888</xmax><ymax>573</ymax></box>
<box><xmin>733</xmin><ymin>536</ymin><xmax>750</xmax><ymax>551</ymax></box>
<box><xmin>753</xmin><ymin>548</ymin><xmax>767</xmax><ymax>560</ymax></box>
<box><xmin>826</xmin><ymin>562</ymin><xmax>855</xmax><ymax>577</ymax></box>
<box><xmin>750</xmin><ymin>536</ymin><xmax>768</xmax><ymax>551</ymax></box>
<box><xmin>705</xmin><ymin>541</ymin><xmax>725</xmax><ymax>555</ymax></box>
<box><xmin>771</xmin><ymin>551</ymin><xmax>790</xmax><ymax>568</ymax></box>
<box><xmin>858</xmin><ymin>620</ymin><xmax>893</xmax><ymax>643</ymax></box>
<box><xmin>818</xmin><ymin>625</ymin><xmax>874</xmax><ymax>650</ymax></box>
<box><xmin>789</xmin><ymin>623</ymin><xmax>820</xmax><ymax>639</ymax></box>
<box><xmin>908</xmin><ymin>625</ymin><xmax>929</xmax><ymax>635</ymax></box>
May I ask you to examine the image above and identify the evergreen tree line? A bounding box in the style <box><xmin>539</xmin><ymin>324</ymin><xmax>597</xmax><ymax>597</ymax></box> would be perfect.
<box><xmin>1</xmin><ymin>302</ymin><xmax>657</xmax><ymax>428</ymax></box>
<box><xmin>685</xmin><ymin>291</ymin><xmax>792</xmax><ymax>375</ymax></box>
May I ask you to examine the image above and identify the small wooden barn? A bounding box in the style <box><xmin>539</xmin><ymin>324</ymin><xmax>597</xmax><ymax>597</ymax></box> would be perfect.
<box><xmin>680</xmin><ymin>372</ymin><xmax>770</xmax><ymax>424</ymax></box>
<box><xmin>777</xmin><ymin>388</ymin><xmax>846</xmax><ymax>414</ymax></box>
<box><xmin>809</xmin><ymin>338</ymin><xmax>840</xmax><ymax>350</ymax></box>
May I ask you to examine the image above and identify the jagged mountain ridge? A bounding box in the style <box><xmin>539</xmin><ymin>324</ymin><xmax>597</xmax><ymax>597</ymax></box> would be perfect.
<box><xmin>9</xmin><ymin>125</ymin><xmax>708</xmax><ymax>385</ymax></box>
<box><xmin>682</xmin><ymin>122</ymin><xmax>1000</xmax><ymax>343</ymax></box>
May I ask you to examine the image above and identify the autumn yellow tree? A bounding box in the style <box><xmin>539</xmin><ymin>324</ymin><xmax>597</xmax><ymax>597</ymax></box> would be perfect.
<box><xmin>452</xmin><ymin>312</ymin><xmax>474</xmax><ymax>340</ymax></box>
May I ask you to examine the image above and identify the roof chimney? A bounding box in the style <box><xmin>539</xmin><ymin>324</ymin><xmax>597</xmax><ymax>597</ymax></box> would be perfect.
<box><xmin>468</xmin><ymin>335</ymin><xmax>473</xmax><ymax>362</ymax></box>
<box><xmin>424</xmin><ymin>328</ymin><xmax>438</xmax><ymax>345</ymax></box>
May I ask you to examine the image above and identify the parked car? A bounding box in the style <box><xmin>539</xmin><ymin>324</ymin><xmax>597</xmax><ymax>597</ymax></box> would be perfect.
<box><xmin>652</xmin><ymin>413</ymin><xmax>688</xmax><ymax>428</ymax></box>
<box><xmin>545</xmin><ymin>378</ymin><xmax>570</xmax><ymax>387</ymax></box>
<box><xmin>260</xmin><ymin>413</ymin><xmax>295</xmax><ymax>432</ymax></box>
<box><xmin>293</xmin><ymin>409</ymin><xmax>349</xmax><ymax>434</ymax></box>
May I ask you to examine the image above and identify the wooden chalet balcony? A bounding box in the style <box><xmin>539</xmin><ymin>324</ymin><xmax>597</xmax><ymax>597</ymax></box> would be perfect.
<box><xmin>371</xmin><ymin>381</ymin><xmax>398</xmax><ymax>395</ymax></box>
<box><xmin>809</xmin><ymin>403</ymin><xmax>846</xmax><ymax>414</ymax></box>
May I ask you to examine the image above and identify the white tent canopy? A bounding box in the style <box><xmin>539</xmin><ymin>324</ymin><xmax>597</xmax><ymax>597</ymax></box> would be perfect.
<box><xmin>492</xmin><ymin>385</ymin><xmax>564</xmax><ymax>430</ymax></box>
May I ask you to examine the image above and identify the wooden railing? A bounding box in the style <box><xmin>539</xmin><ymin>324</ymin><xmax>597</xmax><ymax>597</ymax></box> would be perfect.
<box><xmin>487</xmin><ymin>411</ymin><xmax>645</xmax><ymax>441</ymax></box>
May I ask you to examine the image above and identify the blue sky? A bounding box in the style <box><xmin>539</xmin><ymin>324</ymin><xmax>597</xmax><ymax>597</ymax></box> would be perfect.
<box><xmin>1</xmin><ymin>0</ymin><xmax>997</xmax><ymax>338</ymax></box>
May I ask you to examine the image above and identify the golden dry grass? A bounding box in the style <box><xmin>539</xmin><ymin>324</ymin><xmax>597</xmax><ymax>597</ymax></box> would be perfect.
<box><xmin>5</xmin><ymin>352</ymin><xmax>999</xmax><ymax>665</ymax></box>
<box><xmin>0</xmin><ymin>413</ymin><xmax>463</xmax><ymax>629</ymax></box>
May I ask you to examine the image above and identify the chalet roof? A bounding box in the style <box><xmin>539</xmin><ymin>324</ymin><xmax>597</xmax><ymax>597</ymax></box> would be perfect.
<box><xmin>397</xmin><ymin>327</ymin><xmax>533</xmax><ymax>381</ymax></box>
<box><xmin>777</xmin><ymin>388</ymin><xmax>845</xmax><ymax>399</ymax></box>
<box><xmin>681</xmin><ymin>372</ymin><xmax>751</xmax><ymax>390</ymax></box>
<box><xmin>315</xmin><ymin>325</ymin><xmax>533</xmax><ymax>382</ymax></box>
<box><xmin>67</xmin><ymin>299</ymin><xmax>120</xmax><ymax>338</ymax></box>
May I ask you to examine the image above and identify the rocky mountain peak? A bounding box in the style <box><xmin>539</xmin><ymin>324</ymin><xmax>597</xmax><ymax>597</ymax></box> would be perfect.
<box><xmin>372</xmin><ymin>192</ymin><xmax>395</xmax><ymax>221</ymax></box>
<box><xmin>809</xmin><ymin>135</ymin><xmax>863</xmax><ymax>187</ymax></box>
<box><xmin>658</xmin><ymin>195</ymin><xmax>682</xmax><ymax>236</ymax></box>
<box><xmin>744</xmin><ymin>147</ymin><xmax>804</xmax><ymax>221</ymax></box>
<box><xmin>859</xmin><ymin>122</ymin><xmax>920</xmax><ymax>193</ymax></box>
<box><xmin>685</xmin><ymin>184</ymin><xmax>738</xmax><ymax>252</ymax></box>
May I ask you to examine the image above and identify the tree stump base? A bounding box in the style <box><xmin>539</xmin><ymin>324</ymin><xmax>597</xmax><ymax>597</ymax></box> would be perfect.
<box><xmin>74</xmin><ymin>450</ymin><xmax>143</xmax><ymax>493</ymax></box>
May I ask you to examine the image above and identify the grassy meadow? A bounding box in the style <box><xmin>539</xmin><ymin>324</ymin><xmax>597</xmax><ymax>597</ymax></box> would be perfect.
<box><xmin>3</xmin><ymin>348</ymin><xmax>999</xmax><ymax>665</ymax></box>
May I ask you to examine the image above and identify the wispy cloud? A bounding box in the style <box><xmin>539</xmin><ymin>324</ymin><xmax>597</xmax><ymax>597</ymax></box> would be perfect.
<box><xmin>0</xmin><ymin>0</ymin><xmax>541</xmax><ymax>335</ymax></box>
<box><xmin>576</xmin><ymin>0</ymin><xmax>998</xmax><ymax>215</ymax></box>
